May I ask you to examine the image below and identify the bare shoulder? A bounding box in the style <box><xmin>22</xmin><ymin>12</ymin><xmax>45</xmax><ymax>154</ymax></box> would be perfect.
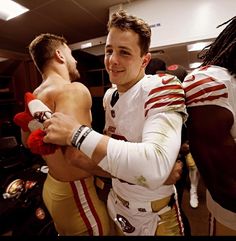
<box><xmin>59</xmin><ymin>81</ymin><xmax>89</xmax><ymax>95</ymax></box>
<box><xmin>66</xmin><ymin>81</ymin><xmax>89</xmax><ymax>91</ymax></box>
<box><xmin>54</xmin><ymin>82</ymin><xmax>92</xmax><ymax>125</ymax></box>
<box><xmin>55</xmin><ymin>82</ymin><xmax>91</xmax><ymax>103</ymax></box>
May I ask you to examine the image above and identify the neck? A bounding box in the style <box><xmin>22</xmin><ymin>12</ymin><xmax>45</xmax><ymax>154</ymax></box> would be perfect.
<box><xmin>42</xmin><ymin>67</ymin><xmax>71</xmax><ymax>83</ymax></box>
<box><xmin>117</xmin><ymin>70</ymin><xmax>145</xmax><ymax>93</ymax></box>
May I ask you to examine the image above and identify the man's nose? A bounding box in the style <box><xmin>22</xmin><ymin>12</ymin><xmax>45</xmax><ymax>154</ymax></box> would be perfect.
<box><xmin>109</xmin><ymin>52</ymin><xmax>119</xmax><ymax>64</ymax></box>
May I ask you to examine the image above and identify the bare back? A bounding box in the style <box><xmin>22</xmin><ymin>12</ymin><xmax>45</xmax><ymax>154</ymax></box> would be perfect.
<box><xmin>34</xmin><ymin>78</ymin><xmax>93</xmax><ymax>181</ymax></box>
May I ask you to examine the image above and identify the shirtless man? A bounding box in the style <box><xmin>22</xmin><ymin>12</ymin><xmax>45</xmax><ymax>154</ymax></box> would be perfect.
<box><xmin>20</xmin><ymin>33</ymin><xmax>110</xmax><ymax>235</ymax></box>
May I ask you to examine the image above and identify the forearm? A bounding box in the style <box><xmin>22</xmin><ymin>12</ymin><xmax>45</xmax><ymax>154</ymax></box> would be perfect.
<box><xmin>64</xmin><ymin>145</ymin><xmax>111</xmax><ymax>178</ymax></box>
<box><xmin>75</xmin><ymin>112</ymin><xmax>183</xmax><ymax>189</ymax></box>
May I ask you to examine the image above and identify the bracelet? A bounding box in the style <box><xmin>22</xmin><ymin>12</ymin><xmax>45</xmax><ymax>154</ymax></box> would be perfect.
<box><xmin>71</xmin><ymin>125</ymin><xmax>86</xmax><ymax>147</ymax></box>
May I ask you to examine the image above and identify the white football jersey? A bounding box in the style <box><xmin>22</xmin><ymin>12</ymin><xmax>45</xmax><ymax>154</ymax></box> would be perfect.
<box><xmin>102</xmin><ymin>74</ymin><xmax>187</xmax><ymax>202</ymax></box>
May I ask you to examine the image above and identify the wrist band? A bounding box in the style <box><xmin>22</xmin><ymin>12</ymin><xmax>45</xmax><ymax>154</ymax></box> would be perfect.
<box><xmin>76</xmin><ymin>127</ymin><xmax>93</xmax><ymax>149</ymax></box>
<box><xmin>71</xmin><ymin>125</ymin><xmax>86</xmax><ymax>147</ymax></box>
<box><xmin>80</xmin><ymin>130</ymin><xmax>104</xmax><ymax>158</ymax></box>
<box><xmin>70</xmin><ymin>125</ymin><xmax>104</xmax><ymax>158</ymax></box>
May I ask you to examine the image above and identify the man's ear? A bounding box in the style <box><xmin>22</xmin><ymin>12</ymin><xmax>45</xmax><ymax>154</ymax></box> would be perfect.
<box><xmin>141</xmin><ymin>52</ymin><xmax>151</xmax><ymax>68</ymax></box>
<box><xmin>55</xmin><ymin>49</ymin><xmax>65</xmax><ymax>63</ymax></box>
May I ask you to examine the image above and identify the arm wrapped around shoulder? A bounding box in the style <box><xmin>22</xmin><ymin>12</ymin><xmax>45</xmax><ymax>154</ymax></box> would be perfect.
<box><xmin>99</xmin><ymin>112</ymin><xmax>183</xmax><ymax>189</ymax></box>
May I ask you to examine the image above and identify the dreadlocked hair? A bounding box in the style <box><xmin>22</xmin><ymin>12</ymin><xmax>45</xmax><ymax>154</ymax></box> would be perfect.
<box><xmin>198</xmin><ymin>16</ymin><xmax>236</xmax><ymax>76</ymax></box>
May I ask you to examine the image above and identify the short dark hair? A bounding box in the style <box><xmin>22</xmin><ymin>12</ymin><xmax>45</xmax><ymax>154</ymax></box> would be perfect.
<box><xmin>107</xmin><ymin>10</ymin><xmax>151</xmax><ymax>56</ymax></box>
<box><xmin>28</xmin><ymin>33</ymin><xmax>67</xmax><ymax>73</ymax></box>
<box><xmin>146</xmin><ymin>58</ymin><xmax>166</xmax><ymax>74</ymax></box>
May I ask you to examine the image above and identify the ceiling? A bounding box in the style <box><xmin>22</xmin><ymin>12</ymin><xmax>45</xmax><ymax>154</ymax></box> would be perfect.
<box><xmin>0</xmin><ymin>0</ymin><xmax>135</xmax><ymax>58</ymax></box>
<box><xmin>0</xmin><ymin>0</ymin><xmax>211</xmax><ymax>70</ymax></box>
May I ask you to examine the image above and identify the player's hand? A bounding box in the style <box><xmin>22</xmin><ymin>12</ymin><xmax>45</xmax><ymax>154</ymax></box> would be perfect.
<box><xmin>164</xmin><ymin>160</ymin><xmax>183</xmax><ymax>185</ymax></box>
<box><xmin>43</xmin><ymin>112</ymin><xmax>80</xmax><ymax>146</ymax></box>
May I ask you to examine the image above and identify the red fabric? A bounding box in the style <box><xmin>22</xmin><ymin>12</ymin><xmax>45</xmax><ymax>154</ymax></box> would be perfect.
<box><xmin>25</xmin><ymin>92</ymin><xmax>36</xmax><ymax>106</ymax></box>
<box><xmin>13</xmin><ymin>92</ymin><xmax>36</xmax><ymax>131</ymax></box>
<box><xmin>13</xmin><ymin>112</ymin><xmax>33</xmax><ymax>132</ymax></box>
<box><xmin>24</xmin><ymin>92</ymin><xmax>35</xmax><ymax>113</ymax></box>
<box><xmin>27</xmin><ymin>129</ymin><xmax>59</xmax><ymax>155</ymax></box>
<box><xmin>14</xmin><ymin>92</ymin><xmax>58</xmax><ymax>155</ymax></box>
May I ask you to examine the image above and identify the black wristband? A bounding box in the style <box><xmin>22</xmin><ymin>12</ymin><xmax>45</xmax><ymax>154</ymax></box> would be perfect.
<box><xmin>76</xmin><ymin>127</ymin><xmax>93</xmax><ymax>150</ymax></box>
<box><xmin>71</xmin><ymin>125</ymin><xmax>86</xmax><ymax>147</ymax></box>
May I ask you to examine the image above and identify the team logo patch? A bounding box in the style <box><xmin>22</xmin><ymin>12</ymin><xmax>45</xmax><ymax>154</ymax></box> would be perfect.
<box><xmin>34</xmin><ymin>111</ymin><xmax>52</xmax><ymax>123</ymax></box>
<box><xmin>116</xmin><ymin>214</ymin><xmax>135</xmax><ymax>233</ymax></box>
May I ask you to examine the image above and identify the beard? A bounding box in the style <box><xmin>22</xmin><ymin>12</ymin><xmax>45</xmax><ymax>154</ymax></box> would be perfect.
<box><xmin>68</xmin><ymin>62</ymin><xmax>80</xmax><ymax>82</ymax></box>
<box><xmin>70</xmin><ymin>69</ymin><xmax>80</xmax><ymax>82</ymax></box>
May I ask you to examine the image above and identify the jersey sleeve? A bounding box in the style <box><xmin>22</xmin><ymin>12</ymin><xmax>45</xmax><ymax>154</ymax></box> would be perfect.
<box><xmin>144</xmin><ymin>74</ymin><xmax>187</xmax><ymax>121</ymax></box>
<box><xmin>182</xmin><ymin>66</ymin><xmax>230</xmax><ymax>110</ymax></box>
<box><xmin>98</xmin><ymin>111</ymin><xmax>183</xmax><ymax>189</ymax></box>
